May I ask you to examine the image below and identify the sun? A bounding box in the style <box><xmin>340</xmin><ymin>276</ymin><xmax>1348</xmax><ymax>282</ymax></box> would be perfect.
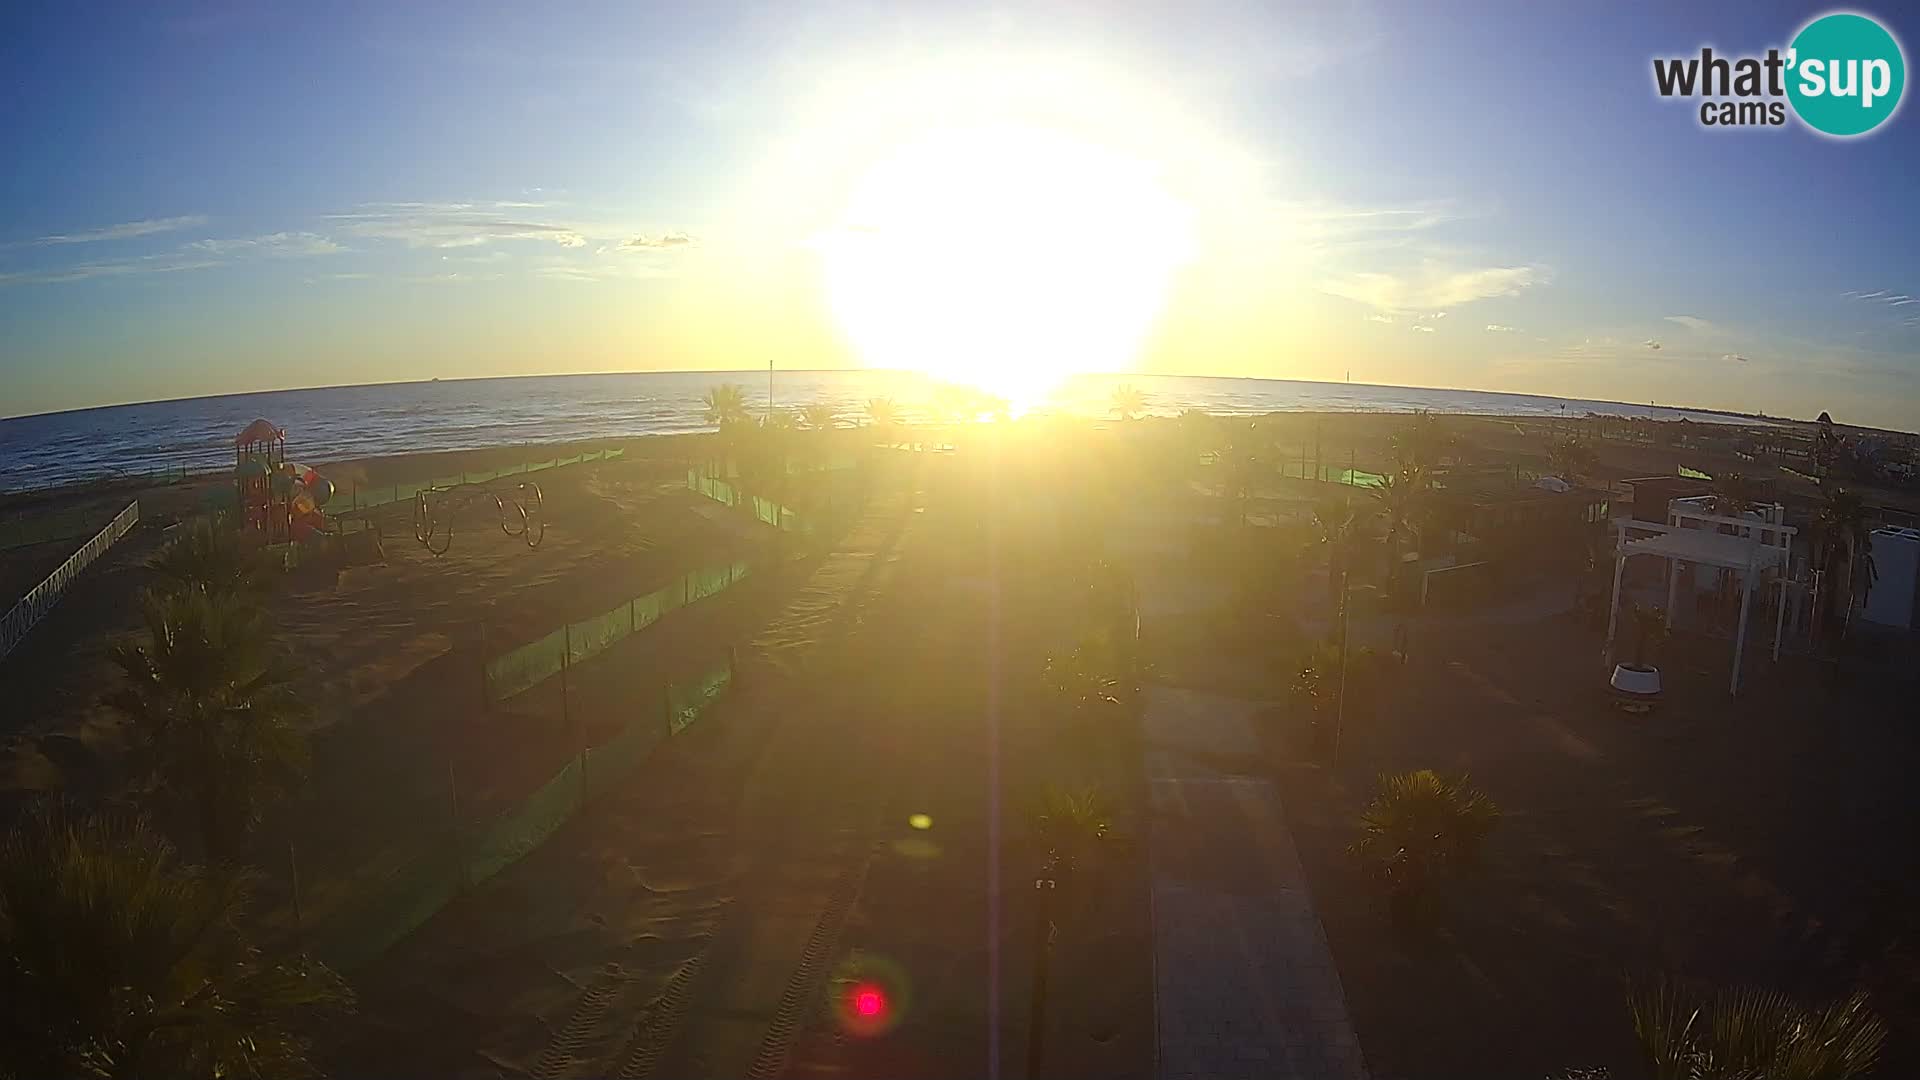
<box><xmin>817</xmin><ymin>123</ymin><xmax>1192</xmax><ymax>411</ymax></box>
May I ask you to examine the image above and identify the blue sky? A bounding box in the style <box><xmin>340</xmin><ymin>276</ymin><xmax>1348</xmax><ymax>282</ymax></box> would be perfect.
<box><xmin>2</xmin><ymin>1</ymin><xmax>1916</xmax><ymax>428</ymax></box>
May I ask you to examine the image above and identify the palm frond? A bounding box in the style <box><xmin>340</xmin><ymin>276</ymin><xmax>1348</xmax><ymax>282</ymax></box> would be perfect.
<box><xmin>1348</xmin><ymin>770</ymin><xmax>1501</xmax><ymax>896</ymax></box>
<box><xmin>106</xmin><ymin>589</ymin><xmax>309</xmax><ymax>861</ymax></box>
<box><xmin>1627</xmin><ymin>975</ymin><xmax>1885</xmax><ymax>1080</ymax></box>
<box><xmin>0</xmin><ymin>804</ymin><xmax>352</xmax><ymax>1079</ymax></box>
<box><xmin>148</xmin><ymin>516</ymin><xmax>274</xmax><ymax>601</ymax></box>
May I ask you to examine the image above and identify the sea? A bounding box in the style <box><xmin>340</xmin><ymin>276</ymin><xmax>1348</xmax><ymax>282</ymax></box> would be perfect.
<box><xmin>0</xmin><ymin>370</ymin><xmax>1771</xmax><ymax>491</ymax></box>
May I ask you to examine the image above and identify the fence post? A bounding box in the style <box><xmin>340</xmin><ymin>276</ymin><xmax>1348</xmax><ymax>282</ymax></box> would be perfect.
<box><xmin>289</xmin><ymin>841</ymin><xmax>303</xmax><ymax>928</ymax></box>
<box><xmin>560</xmin><ymin>623</ymin><xmax>572</xmax><ymax>735</ymax></box>
<box><xmin>449</xmin><ymin>759</ymin><xmax>468</xmax><ymax>891</ymax></box>
<box><xmin>628</xmin><ymin>597</ymin><xmax>636</xmax><ymax>634</ymax></box>
<box><xmin>478</xmin><ymin>617</ymin><xmax>492</xmax><ymax>715</ymax></box>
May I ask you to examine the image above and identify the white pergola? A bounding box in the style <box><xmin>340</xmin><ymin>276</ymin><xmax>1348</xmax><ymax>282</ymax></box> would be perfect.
<box><xmin>1602</xmin><ymin>501</ymin><xmax>1797</xmax><ymax>696</ymax></box>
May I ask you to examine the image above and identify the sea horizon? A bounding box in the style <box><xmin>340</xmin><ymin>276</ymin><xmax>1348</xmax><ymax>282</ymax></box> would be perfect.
<box><xmin>0</xmin><ymin>367</ymin><xmax>1824</xmax><ymax>492</ymax></box>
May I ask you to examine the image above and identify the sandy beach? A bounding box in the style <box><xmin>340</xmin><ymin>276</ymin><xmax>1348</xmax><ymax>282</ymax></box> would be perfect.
<box><xmin>4</xmin><ymin>409</ymin><xmax>1919</xmax><ymax>1078</ymax></box>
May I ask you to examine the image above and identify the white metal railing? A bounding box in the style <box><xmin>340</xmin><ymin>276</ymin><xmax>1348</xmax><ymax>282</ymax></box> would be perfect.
<box><xmin>0</xmin><ymin>500</ymin><xmax>139</xmax><ymax>658</ymax></box>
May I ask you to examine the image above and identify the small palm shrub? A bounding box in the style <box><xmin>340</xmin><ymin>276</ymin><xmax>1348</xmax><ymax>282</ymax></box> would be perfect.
<box><xmin>1627</xmin><ymin>976</ymin><xmax>1885</xmax><ymax>1080</ymax></box>
<box><xmin>148</xmin><ymin>515</ymin><xmax>274</xmax><ymax>601</ymax></box>
<box><xmin>108</xmin><ymin>589</ymin><xmax>309</xmax><ymax>862</ymax></box>
<box><xmin>0</xmin><ymin>803</ymin><xmax>352</xmax><ymax>1079</ymax></box>
<box><xmin>1349</xmin><ymin>770</ymin><xmax>1500</xmax><ymax>916</ymax></box>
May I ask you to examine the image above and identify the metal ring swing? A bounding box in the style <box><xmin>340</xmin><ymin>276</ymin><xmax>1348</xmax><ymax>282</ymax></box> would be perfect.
<box><xmin>412</xmin><ymin>480</ymin><xmax>544</xmax><ymax>557</ymax></box>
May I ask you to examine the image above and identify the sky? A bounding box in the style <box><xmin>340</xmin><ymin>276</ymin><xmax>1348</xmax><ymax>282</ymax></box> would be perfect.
<box><xmin>2</xmin><ymin>0</ymin><xmax>1917</xmax><ymax>428</ymax></box>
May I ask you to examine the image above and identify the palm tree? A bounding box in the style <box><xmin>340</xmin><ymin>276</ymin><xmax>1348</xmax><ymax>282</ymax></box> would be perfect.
<box><xmin>1370</xmin><ymin>466</ymin><xmax>1427</xmax><ymax>592</ymax></box>
<box><xmin>702</xmin><ymin>382</ymin><xmax>750</xmax><ymax>426</ymax></box>
<box><xmin>1814</xmin><ymin>487</ymin><xmax>1876</xmax><ymax>641</ymax></box>
<box><xmin>1626</xmin><ymin>602</ymin><xmax>1668</xmax><ymax>670</ymax></box>
<box><xmin>1110</xmin><ymin>384</ymin><xmax>1146</xmax><ymax>421</ymax></box>
<box><xmin>1348</xmin><ymin>770</ymin><xmax>1499</xmax><ymax>915</ymax></box>
<box><xmin>1626</xmin><ymin>976</ymin><xmax>1884</xmax><ymax>1080</ymax></box>
<box><xmin>148</xmin><ymin>516</ymin><xmax>274</xmax><ymax>601</ymax></box>
<box><xmin>864</xmin><ymin>396</ymin><xmax>899</xmax><ymax>450</ymax></box>
<box><xmin>0</xmin><ymin>803</ymin><xmax>353</xmax><ymax>1079</ymax></box>
<box><xmin>1713</xmin><ymin>471</ymin><xmax>1757</xmax><ymax>516</ymax></box>
<box><xmin>1029</xmin><ymin>784</ymin><xmax>1115</xmax><ymax>881</ymax></box>
<box><xmin>1042</xmin><ymin>643</ymin><xmax>1123</xmax><ymax>723</ymax></box>
<box><xmin>798</xmin><ymin>404</ymin><xmax>838</xmax><ymax>432</ymax></box>
<box><xmin>107</xmin><ymin>590</ymin><xmax>308</xmax><ymax>863</ymax></box>
<box><xmin>1314</xmin><ymin>494</ymin><xmax>1362</xmax><ymax>609</ymax></box>
<box><xmin>1023</xmin><ymin>782</ymin><xmax>1117</xmax><ymax>1080</ymax></box>
<box><xmin>702</xmin><ymin>383</ymin><xmax>751</xmax><ymax>478</ymax></box>
<box><xmin>1214</xmin><ymin>419</ymin><xmax>1263</xmax><ymax>526</ymax></box>
<box><xmin>1548</xmin><ymin>437</ymin><xmax>1598</xmax><ymax>485</ymax></box>
<box><xmin>1390</xmin><ymin>411</ymin><xmax>1454</xmax><ymax>469</ymax></box>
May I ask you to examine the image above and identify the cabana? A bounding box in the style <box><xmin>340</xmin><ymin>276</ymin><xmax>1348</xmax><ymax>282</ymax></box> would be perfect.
<box><xmin>1601</xmin><ymin>499</ymin><xmax>1797</xmax><ymax>696</ymax></box>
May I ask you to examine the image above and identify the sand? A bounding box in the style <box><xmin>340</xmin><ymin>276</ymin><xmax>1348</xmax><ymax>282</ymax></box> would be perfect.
<box><xmin>5</xmin><ymin>409</ymin><xmax>1915</xmax><ymax>1077</ymax></box>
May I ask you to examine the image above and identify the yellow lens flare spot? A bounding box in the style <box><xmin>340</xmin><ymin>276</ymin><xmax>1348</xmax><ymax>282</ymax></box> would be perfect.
<box><xmin>908</xmin><ymin>813</ymin><xmax>933</xmax><ymax>830</ymax></box>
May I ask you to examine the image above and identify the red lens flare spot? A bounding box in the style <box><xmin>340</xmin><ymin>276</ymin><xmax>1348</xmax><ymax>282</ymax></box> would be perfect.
<box><xmin>853</xmin><ymin>984</ymin><xmax>887</xmax><ymax>1018</ymax></box>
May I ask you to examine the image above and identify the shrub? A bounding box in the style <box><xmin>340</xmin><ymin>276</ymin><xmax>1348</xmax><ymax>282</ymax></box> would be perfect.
<box><xmin>1349</xmin><ymin>770</ymin><xmax>1500</xmax><ymax>913</ymax></box>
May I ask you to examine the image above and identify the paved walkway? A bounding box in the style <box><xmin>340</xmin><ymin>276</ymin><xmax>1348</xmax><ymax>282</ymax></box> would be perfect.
<box><xmin>1146</xmin><ymin>687</ymin><xmax>1368</xmax><ymax>1080</ymax></box>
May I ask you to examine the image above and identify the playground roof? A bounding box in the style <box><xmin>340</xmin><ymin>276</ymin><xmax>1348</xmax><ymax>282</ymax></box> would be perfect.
<box><xmin>235</xmin><ymin>419</ymin><xmax>285</xmax><ymax>446</ymax></box>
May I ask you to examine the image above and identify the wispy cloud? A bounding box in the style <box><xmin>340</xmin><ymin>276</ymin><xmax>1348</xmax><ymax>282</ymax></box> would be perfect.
<box><xmin>1643</xmin><ymin>339</ymin><xmax>1663</xmax><ymax>350</ymax></box>
<box><xmin>1485</xmin><ymin>323</ymin><xmax>1519</xmax><ymax>333</ymax></box>
<box><xmin>1413</xmin><ymin>324</ymin><xmax>1436</xmax><ymax>333</ymax></box>
<box><xmin>1276</xmin><ymin>200</ymin><xmax>1458</xmax><ymax>255</ymax></box>
<box><xmin>187</xmin><ymin>231</ymin><xmax>343</xmax><ymax>257</ymax></box>
<box><xmin>1662</xmin><ymin>314</ymin><xmax>1718</xmax><ymax>333</ymax></box>
<box><xmin>326</xmin><ymin>202</ymin><xmax>587</xmax><ymax>249</ymax></box>
<box><xmin>1320</xmin><ymin>260</ymin><xmax>1546</xmax><ymax>313</ymax></box>
<box><xmin>27</xmin><ymin>215</ymin><xmax>208</xmax><ymax>246</ymax></box>
<box><xmin>620</xmin><ymin>232</ymin><xmax>694</xmax><ymax>249</ymax></box>
<box><xmin>1843</xmin><ymin>288</ymin><xmax>1915</xmax><ymax>306</ymax></box>
<box><xmin>0</xmin><ymin>254</ymin><xmax>222</xmax><ymax>286</ymax></box>
<box><xmin>1723</xmin><ymin>353</ymin><xmax>1751</xmax><ymax>363</ymax></box>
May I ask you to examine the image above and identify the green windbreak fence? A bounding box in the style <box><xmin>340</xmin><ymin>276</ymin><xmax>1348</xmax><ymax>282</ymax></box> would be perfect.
<box><xmin>312</xmin><ymin>652</ymin><xmax>735</xmax><ymax>970</ymax></box>
<box><xmin>483</xmin><ymin>556</ymin><xmax>751</xmax><ymax>701</ymax></box>
<box><xmin>688</xmin><ymin>469</ymin><xmax>805</xmax><ymax>533</ymax></box>
<box><xmin>338</xmin><ymin>447</ymin><xmax>625</xmax><ymax>514</ymax></box>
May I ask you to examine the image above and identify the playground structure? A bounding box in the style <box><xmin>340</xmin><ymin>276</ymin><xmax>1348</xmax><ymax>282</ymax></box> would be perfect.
<box><xmin>411</xmin><ymin>479</ymin><xmax>545</xmax><ymax>557</ymax></box>
<box><xmin>232</xmin><ymin>418</ymin><xmax>359</xmax><ymax>554</ymax></box>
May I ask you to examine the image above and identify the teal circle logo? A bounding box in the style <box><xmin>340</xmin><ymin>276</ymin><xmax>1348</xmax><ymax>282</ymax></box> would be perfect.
<box><xmin>1787</xmin><ymin>12</ymin><xmax>1906</xmax><ymax>136</ymax></box>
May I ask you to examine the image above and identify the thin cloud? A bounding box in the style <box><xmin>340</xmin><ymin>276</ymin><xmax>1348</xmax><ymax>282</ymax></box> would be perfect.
<box><xmin>1413</xmin><ymin>324</ymin><xmax>1436</xmax><ymax>333</ymax></box>
<box><xmin>1366</xmin><ymin>313</ymin><xmax>1395</xmax><ymax>324</ymax></box>
<box><xmin>1485</xmin><ymin>323</ymin><xmax>1519</xmax><ymax>333</ymax></box>
<box><xmin>0</xmin><ymin>254</ymin><xmax>222</xmax><ymax>286</ymax></box>
<box><xmin>326</xmin><ymin>202</ymin><xmax>587</xmax><ymax>249</ymax></box>
<box><xmin>1722</xmin><ymin>353</ymin><xmax>1751</xmax><ymax>363</ymax></box>
<box><xmin>1643</xmin><ymin>339</ymin><xmax>1662</xmax><ymax>350</ymax></box>
<box><xmin>1844</xmin><ymin>288</ymin><xmax>1914</xmax><ymax>306</ymax></box>
<box><xmin>1274</xmin><ymin>200</ymin><xmax>1462</xmax><ymax>258</ymax></box>
<box><xmin>1663</xmin><ymin>314</ymin><xmax>1718</xmax><ymax>333</ymax></box>
<box><xmin>28</xmin><ymin>215</ymin><xmax>208</xmax><ymax>245</ymax></box>
<box><xmin>187</xmin><ymin>231</ymin><xmax>343</xmax><ymax>257</ymax></box>
<box><xmin>621</xmin><ymin>232</ymin><xmax>694</xmax><ymax>249</ymax></box>
<box><xmin>1319</xmin><ymin>260</ymin><xmax>1546</xmax><ymax>313</ymax></box>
